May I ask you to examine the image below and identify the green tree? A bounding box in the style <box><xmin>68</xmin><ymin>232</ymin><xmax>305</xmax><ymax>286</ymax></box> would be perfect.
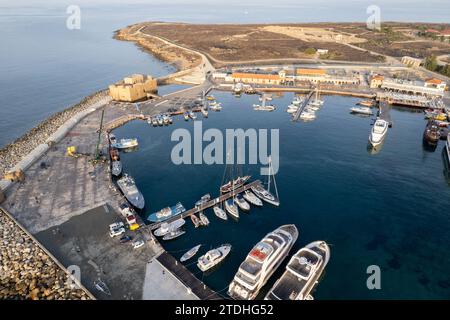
<box><xmin>424</xmin><ymin>55</ymin><xmax>438</xmax><ymax>71</ymax></box>
<box><xmin>304</xmin><ymin>47</ymin><xmax>317</xmax><ymax>55</ymax></box>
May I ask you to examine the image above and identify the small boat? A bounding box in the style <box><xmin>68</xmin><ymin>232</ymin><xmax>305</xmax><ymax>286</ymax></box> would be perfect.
<box><xmin>299</xmin><ymin>111</ymin><xmax>316</xmax><ymax>121</ymax></box>
<box><xmin>220</xmin><ymin>176</ymin><xmax>251</xmax><ymax>193</ymax></box>
<box><xmin>111</xmin><ymin>160</ymin><xmax>122</xmax><ymax>177</ymax></box>
<box><xmin>286</xmin><ymin>105</ymin><xmax>298</xmax><ymax>114</ymax></box>
<box><xmin>153</xmin><ymin>219</ymin><xmax>186</xmax><ymax>237</ymax></box>
<box><xmin>157</xmin><ymin>116</ymin><xmax>164</xmax><ymax>126</ymax></box>
<box><xmin>112</xmin><ymin>138</ymin><xmax>139</xmax><ymax>149</ymax></box>
<box><xmin>191</xmin><ymin>214</ymin><xmax>201</xmax><ymax>228</ymax></box>
<box><xmin>253</xmin><ymin>104</ymin><xmax>276</xmax><ymax>111</ymax></box>
<box><xmin>435</xmin><ymin>120</ymin><xmax>450</xmax><ymax>127</ymax></box>
<box><xmin>213</xmin><ymin>206</ymin><xmax>228</xmax><ymax>220</ymax></box>
<box><xmin>163</xmin><ymin>229</ymin><xmax>186</xmax><ymax>241</ymax></box>
<box><xmin>358</xmin><ymin>99</ymin><xmax>375</xmax><ymax>107</ymax></box>
<box><xmin>201</xmin><ymin>108</ymin><xmax>208</xmax><ymax>117</ymax></box>
<box><xmin>369</xmin><ymin>118</ymin><xmax>388</xmax><ymax>147</ymax></box>
<box><xmin>199</xmin><ymin>212</ymin><xmax>210</xmax><ymax>226</ymax></box>
<box><xmin>251</xmin><ymin>184</ymin><xmax>279</xmax><ymax>206</ymax></box>
<box><xmin>109</xmin><ymin>148</ymin><xmax>120</xmax><ymax>161</ymax></box>
<box><xmin>224</xmin><ymin>198</ymin><xmax>239</xmax><ymax>218</ymax></box>
<box><xmin>243</xmin><ymin>190</ymin><xmax>263</xmax><ymax>206</ymax></box>
<box><xmin>234</xmin><ymin>194</ymin><xmax>250</xmax><ymax>211</ymax></box>
<box><xmin>151</xmin><ymin>117</ymin><xmax>158</xmax><ymax>126</ymax></box>
<box><xmin>423</xmin><ymin>120</ymin><xmax>441</xmax><ymax>145</ymax></box>
<box><xmin>109</xmin><ymin>133</ymin><xmax>117</xmax><ymax>145</ymax></box>
<box><xmin>292</xmin><ymin>96</ymin><xmax>304</xmax><ymax>106</ymax></box>
<box><xmin>210</xmin><ymin>104</ymin><xmax>222</xmax><ymax>111</ymax></box>
<box><xmin>195</xmin><ymin>194</ymin><xmax>211</xmax><ymax>208</ymax></box>
<box><xmin>350</xmin><ymin>106</ymin><xmax>373</xmax><ymax>116</ymax></box>
<box><xmin>180</xmin><ymin>245</ymin><xmax>202</xmax><ymax>262</ymax></box>
<box><xmin>189</xmin><ymin>111</ymin><xmax>197</xmax><ymax>120</ymax></box>
<box><xmin>209</xmin><ymin>101</ymin><xmax>221</xmax><ymax>107</ymax></box>
<box><xmin>197</xmin><ymin>244</ymin><xmax>232</xmax><ymax>272</ymax></box>
<box><xmin>309</xmin><ymin>99</ymin><xmax>324</xmax><ymax>107</ymax></box>
<box><xmin>183</xmin><ymin>112</ymin><xmax>189</xmax><ymax>121</ymax></box>
<box><xmin>162</xmin><ymin>114</ymin><xmax>171</xmax><ymax>125</ymax></box>
<box><xmin>207</xmin><ymin>95</ymin><xmax>215</xmax><ymax>101</ymax></box>
<box><xmin>147</xmin><ymin>202</ymin><xmax>186</xmax><ymax>223</ymax></box>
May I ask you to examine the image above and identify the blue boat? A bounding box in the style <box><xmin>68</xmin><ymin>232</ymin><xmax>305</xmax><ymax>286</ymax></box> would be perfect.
<box><xmin>147</xmin><ymin>202</ymin><xmax>186</xmax><ymax>223</ymax></box>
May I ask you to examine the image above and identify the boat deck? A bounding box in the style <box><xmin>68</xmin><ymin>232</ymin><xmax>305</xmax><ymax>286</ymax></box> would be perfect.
<box><xmin>157</xmin><ymin>251</ymin><xmax>222</xmax><ymax>300</ymax></box>
<box><xmin>148</xmin><ymin>180</ymin><xmax>262</xmax><ymax>230</ymax></box>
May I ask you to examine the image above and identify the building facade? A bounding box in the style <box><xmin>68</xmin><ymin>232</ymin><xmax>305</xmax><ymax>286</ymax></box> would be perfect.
<box><xmin>109</xmin><ymin>74</ymin><xmax>157</xmax><ymax>102</ymax></box>
<box><xmin>401</xmin><ymin>56</ymin><xmax>423</xmax><ymax>68</ymax></box>
<box><xmin>231</xmin><ymin>73</ymin><xmax>282</xmax><ymax>85</ymax></box>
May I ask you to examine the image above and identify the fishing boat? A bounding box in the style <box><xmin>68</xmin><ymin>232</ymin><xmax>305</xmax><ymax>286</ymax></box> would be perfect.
<box><xmin>183</xmin><ymin>112</ymin><xmax>189</xmax><ymax>121</ymax></box>
<box><xmin>117</xmin><ymin>174</ymin><xmax>145</xmax><ymax>209</ymax></box>
<box><xmin>109</xmin><ymin>133</ymin><xmax>117</xmax><ymax>145</ymax></box>
<box><xmin>251</xmin><ymin>157</ymin><xmax>279</xmax><ymax>206</ymax></box>
<box><xmin>234</xmin><ymin>194</ymin><xmax>250</xmax><ymax>211</ymax></box>
<box><xmin>180</xmin><ymin>244</ymin><xmax>202</xmax><ymax>262</ymax></box>
<box><xmin>112</xmin><ymin>138</ymin><xmax>139</xmax><ymax>149</ymax></box>
<box><xmin>423</xmin><ymin>120</ymin><xmax>441</xmax><ymax>145</ymax></box>
<box><xmin>213</xmin><ymin>206</ymin><xmax>228</xmax><ymax>220</ymax></box>
<box><xmin>163</xmin><ymin>229</ymin><xmax>186</xmax><ymax>241</ymax></box>
<box><xmin>189</xmin><ymin>111</ymin><xmax>197</xmax><ymax>120</ymax></box>
<box><xmin>147</xmin><ymin>202</ymin><xmax>186</xmax><ymax>223</ymax></box>
<box><xmin>228</xmin><ymin>224</ymin><xmax>298</xmax><ymax>300</ymax></box>
<box><xmin>369</xmin><ymin>118</ymin><xmax>388</xmax><ymax>147</ymax></box>
<box><xmin>197</xmin><ymin>244</ymin><xmax>232</xmax><ymax>272</ymax></box>
<box><xmin>153</xmin><ymin>219</ymin><xmax>186</xmax><ymax>237</ymax></box>
<box><xmin>191</xmin><ymin>214</ymin><xmax>201</xmax><ymax>228</ymax></box>
<box><xmin>220</xmin><ymin>176</ymin><xmax>251</xmax><ymax>193</ymax></box>
<box><xmin>350</xmin><ymin>106</ymin><xmax>373</xmax><ymax>116</ymax></box>
<box><xmin>199</xmin><ymin>212</ymin><xmax>210</xmax><ymax>226</ymax></box>
<box><xmin>243</xmin><ymin>190</ymin><xmax>263</xmax><ymax>206</ymax></box>
<box><xmin>111</xmin><ymin>160</ymin><xmax>122</xmax><ymax>177</ymax></box>
<box><xmin>225</xmin><ymin>198</ymin><xmax>239</xmax><ymax>219</ymax></box>
<box><xmin>357</xmin><ymin>99</ymin><xmax>375</xmax><ymax>107</ymax></box>
<box><xmin>195</xmin><ymin>194</ymin><xmax>211</xmax><ymax>208</ymax></box>
<box><xmin>265</xmin><ymin>241</ymin><xmax>330</xmax><ymax>300</ymax></box>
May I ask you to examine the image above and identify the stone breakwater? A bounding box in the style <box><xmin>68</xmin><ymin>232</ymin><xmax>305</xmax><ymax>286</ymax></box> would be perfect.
<box><xmin>0</xmin><ymin>208</ymin><xmax>91</xmax><ymax>300</ymax></box>
<box><xmin>0</xmin><ymin>90</ymin><xmax>108</xmax><ymax>175</ymax></box>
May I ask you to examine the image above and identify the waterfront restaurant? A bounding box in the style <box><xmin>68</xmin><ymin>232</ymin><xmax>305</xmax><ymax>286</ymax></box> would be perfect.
<box><xmin>231</xmin><ymin>72</ymin><xmax>282</xmax><ymax>85</ymax></box>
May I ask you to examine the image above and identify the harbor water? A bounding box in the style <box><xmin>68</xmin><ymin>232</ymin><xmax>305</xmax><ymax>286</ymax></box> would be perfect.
<box><xmin>114</xmin><ymin>91</ymin><xmax>450</xmax><ymax>299</ymax></box>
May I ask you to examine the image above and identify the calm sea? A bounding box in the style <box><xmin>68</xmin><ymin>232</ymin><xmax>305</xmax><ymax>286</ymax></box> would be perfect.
<box><xmin>114</xmin><ymin>91</ymin><xmax>450</xmax><ymax>299</ymax></box>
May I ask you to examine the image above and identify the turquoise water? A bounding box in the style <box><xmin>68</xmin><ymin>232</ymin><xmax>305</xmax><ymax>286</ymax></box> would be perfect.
<box><xmin>114</xmin><ymin>91</ymin><xmax>450</xmax><ymax>299</ymax></box>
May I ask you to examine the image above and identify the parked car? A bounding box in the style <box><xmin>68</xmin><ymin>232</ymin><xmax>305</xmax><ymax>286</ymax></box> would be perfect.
<box><xmin>109</xmin><ymin>222</ymin><xmax>124</xmax><ymax>231</ymax></box>
<box><xmin>132</xmin><ymin>239</ymin><xmax>145</xmax><ymax>249</ymax></box>
<box><xmin>120</xmin><ymin>235</ymin><xmax>133</xmax><ymax>243</ymax></box>
<box><xmin>109</xmin><ymin>227</ymin><xmax>125</xmax><ymax>237</ymax></box>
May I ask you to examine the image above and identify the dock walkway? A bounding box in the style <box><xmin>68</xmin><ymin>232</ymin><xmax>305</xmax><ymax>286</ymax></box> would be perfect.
<box><xmin>157</xmin><ymin>252</ymin><xmax>222</xmax><ymax>300</ymax></box>
<box><xmin>292</xmin><ymin>91</ymin><xmax>314</xmax><ymax>121</ymax></box>
<box><xmin>148</xmin><ymin>180</ymin><xmax>262</xmax><ymax>230</ymax></box>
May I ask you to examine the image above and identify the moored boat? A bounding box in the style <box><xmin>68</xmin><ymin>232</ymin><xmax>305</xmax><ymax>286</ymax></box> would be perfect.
<box><xmin>153</xmin><ymin>219</ymin><xmax>186</xmax><ymax>237</ymax></box>
<box><xmin>210</xmin><ymin>104</ymin><xmax>222</xmax><ymax>111</ymax></box>
<box><xmin>117</xmin><ymin>174</ymin><xmax>145</xmax><ymax>209</ymax></box>
<box><xmin>201</xmin><ymin>108</ymin><xmax>208</xmax><ymax>117</ymax></box>
<box><xmin>423</xmin><ymin>120</ymin><xmax>441</xmax><ymax>145</ymax></box>
<box><xmin>191</xmin><ymin>214</ymin><xmax>201</xmax><ymax>228</ymax></box>
<box><xmin>228</xmin><ymin>224</ymin><xmax>299</xmax><ymax>300</ymax></box>
<box><xmin>199</xmin><ymin>212</ymin><xmax>210</xmax><ymax>226</ymax></box>
<box><xmin>180</xmin><ymin>244</ymin><xmax>202</xmax><ymax>262</ymax></box>
<box><xmin>213</xmin><ymin>206</ymin><xmax>228</xmax><ymax>220</ymax></box>
<box><xmin>253</xmin><ymin>104</ymin><xmax>276</xmax><ymax>111</ymax></box>
<box><xmin>265</xmin><ymin>241</ymin><xmax>330</xmax><ymax>300</ymax></box>
<box><xmin>197</xmin><ymin>244</ymin><xmax>232</xmax><ymax>272</ymax></box>
<box><xmin>234</xmin><ymin>194</ymin><xmax>250</xmax><ymax>211</ymax></box>
<box><xmin>350</xmin><ymin>106</ymin><xmax>373</xmax><ymax>116</ymax></box>
<box><xmin>243</xmin><ymin>190</ymin><xmax>263</xmax><ymax>206</ymax></box>
<box><xmin>112</xmin><ymin>138</ymin><xmax>139</xmax><ymax>149</ymax></box>
<box><xmin>183</xmin><ymin>112</ymin><xmax>189</xmax><ymax>121</ymax></box>
<box><xmin>147</xmin><ymin>202</ymin><xmax>186</xmax><ymax>223</ymax></box>
<box><xmin>109</xmin><ymin>133</ymin><xmax>117</xmax><ymax>145</ymax></box>
<box><xmin>162</xmin><ymin>229</ymin><xmax>186</xmax><ymax>241</ymax></box>
<box><xmin>195</xmin><ymin>194</ymin><xmax>211</xmax><ymax>208</ymax></box>
<box><xmin>111</xmin><ymin>160</ymin><xmax>122</xmax><ymax>177</ymax></box>
<box><xmin>220</xmin><ymin>175</ymin><xmax>251</xmax><ymax>193</ymax></box>
<box><xmin>109</xmin><ymin>148</ymin><xmax>120</xmax><ymax>161</ymax></box>
<box><xmin>369</xmin><ymin>118</ymin><xmax>388</xmax><ymax>147</ymax></box>
<box><xmin>251</xmin><ymin>184</ymin><xmax>279</xmax><ymax>206</ymax></box>
<box><xmin>225</xmin><ymin>199</ymin><xmax>239</xmax><ymax>219</ymax></box>
<box><xmin>189</xmin><ymin>111</ymin><xmax>197</xmax><ymax>120</ymax></box>
<box><xmin>357</xmin><ymin>99</ymin><xmax>375</xmax><ymax>107</ymax></box>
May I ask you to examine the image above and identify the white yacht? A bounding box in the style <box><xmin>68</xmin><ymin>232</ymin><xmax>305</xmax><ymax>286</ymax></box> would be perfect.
<box><xmin>197</xmin><ymin>244</ymin><xmax>232</xmax><ymax>272</ymax></box>
<box><xmin>265</xmin><ymin>241</ymin><xmax>330</xmax><ymax>300</ymax></box>
<box><xmin>213</xmin><ymin>206</ymin><xmax>228</xmax><ymax>220</ymax></box>
<box><xmin>299</xmin><ymin>111</ymin><xmax>316</xmax><ymax>121</ymax></box>
<box><xmin>228</xmin><ymin>224</ymin><xmax>298</xmax><ymax>300</ymax></box>
<box><xmin>286</xmin><ymin>105</ymin><xmax>298</xmax><ymax>114</ymax></box>
<box><xmin>180</xmin><ymin>244</ymin><xmax>202</xmax><ymax>262</ymax></box>
<box><xmin>153</xmin><ymin>219</ymin><xmax>186</xmax><ymax>237</ymax></box>
<box><xmin>112</xmin><ymin>138</ymin><xmax>138</xmax><ymax>149</ymax></box>
<box><xmin>243</xmin><ymin>190</ymin><xmax>263</xmax><ymax>206</ymax></box>
<box><xmin>235</xmin><ymin>194</ymin><xmax>250</xmax><ymax>211</ymax></box>
<box><xmin>253</xmin><ymin>104</ymin><xmax>276</xmax><ymax>111</ymax></box>
<box><xmin>225</xmin><ymin>198</ymin><xmax>239</xmax><ymax>219</ymax></box>
<box><xmin>350</xmin><ymin>106</ymin><xmax>373</xmax><ymax>116</ymax></box>
<box><xmin>369</xmin><ymin>118</ymin><xmax>388</xmax><ymax>147</ymax></box>
<box><xmin>251</xmin><ymin>184</ymin><xmax>279</xmax><ymax>206</ymax></box>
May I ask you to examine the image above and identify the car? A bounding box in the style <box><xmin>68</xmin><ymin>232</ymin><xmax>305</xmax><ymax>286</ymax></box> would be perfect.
<box><xmin>109</xmin><ymin>227</ymin><xmax>125</xmax><ymax>237</ymax></box>
<box><xmin>109</xmin><ymin>222</ymin><xmax>124</xmax><ymax>231</ymax></box>
<box><xmin>132</xmin><ymin>239</ymin><xmax>145</xmax><ymax>249</ymax></box>
<box><xmin>126</xmin><ymin>214</ymin><xmax>137</xmax><ymax>225</ymax></box>
<box><xmin>119</xmin><ymin>235</ymin><xmax>133</xmax><ymax>243</ymax></box>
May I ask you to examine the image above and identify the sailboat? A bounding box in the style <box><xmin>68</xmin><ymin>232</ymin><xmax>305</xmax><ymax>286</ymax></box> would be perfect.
<box><xmin>251</xmin><ymin>156</ymin><xmax>280</xmax><ymax>206</ymax></box>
